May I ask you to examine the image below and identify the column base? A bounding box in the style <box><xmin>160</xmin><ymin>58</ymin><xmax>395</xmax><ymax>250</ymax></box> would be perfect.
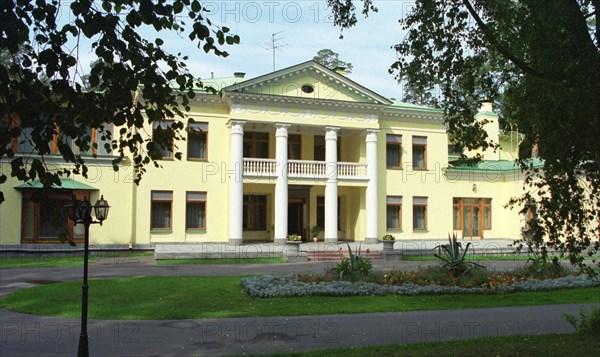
<box><xmin>365</xmin><ymin>238</ymin><xmax>379</xmax><ymax>244</ymax></box>
<box><xmin>324</xmin><ymin>237</ymin><xmax>338</xmax><ymax>244</ymax></box>
<box><xmin>274</xmin><ymin>238</ymin><xmax>287</xmax><ymax>246</ymax></box>
<box><xmin>228</xmin><ymin>239</ymin><xmax>243</xmax><ymax>246</ymax></box>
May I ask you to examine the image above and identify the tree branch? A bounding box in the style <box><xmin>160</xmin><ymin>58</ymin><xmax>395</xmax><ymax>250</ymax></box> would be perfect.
<box><xmin>462</xmin><ymin>0</ymin><xmax>566</xmax><ymax>81</ymax></box>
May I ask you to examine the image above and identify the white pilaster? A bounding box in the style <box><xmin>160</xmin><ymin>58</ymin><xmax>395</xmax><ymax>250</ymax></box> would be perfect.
<box><xmin>324</xmin><ymin>127</ymin><xmax>339</xmax><ymax>243</ymax></box>
<box><xmin>228</xmin><ymin>120</ymin><xmax>245</xmax><ymax>245</ymax></box>
<box><xmin>365</xmin><ymin>130</ymin><xmax>379</xmax><ymax>244</ymax></box>
<box><xmin>274</xmin><ymin>123</ymin><xmax>290</xmax><ymax>245</ymax></box>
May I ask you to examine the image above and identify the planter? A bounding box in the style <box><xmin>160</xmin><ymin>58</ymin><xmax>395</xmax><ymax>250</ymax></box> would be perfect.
<box><xmin>379</xmin><ymin>240</ymin><xmax>395</xmax><ymax>251</ymax></box>
<box><xmin>286</xmin><ymin>241</ymin><xmax>302</xmax><ymax>252</ymax></box>
<box><xmin>313</xmin><ymin>237</ymin><xmax>318</xmax><ymax>243</ymax></box>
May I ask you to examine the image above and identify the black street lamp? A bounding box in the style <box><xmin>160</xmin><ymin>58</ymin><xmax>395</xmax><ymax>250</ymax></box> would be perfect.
<box><xmin>63</xmin><ymin>195</ymin><xmax>110</xmax><ymax>357</ymax></box>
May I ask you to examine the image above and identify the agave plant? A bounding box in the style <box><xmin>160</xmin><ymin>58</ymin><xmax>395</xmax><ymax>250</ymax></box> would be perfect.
<box><xmin>335</xmin><ymin>243</ymin><xmax>373</xmax><ymax>281</ymax></box>
<box><xmin>434</xmin><ymin>233</ymin><xmax>485</xmax><ymax>277</ymax></box>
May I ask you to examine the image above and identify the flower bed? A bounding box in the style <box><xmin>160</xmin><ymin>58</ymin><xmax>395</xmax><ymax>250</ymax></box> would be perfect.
<box><xmin>241</xmin><ymin>274</ymin><xmax>600</xmax><ymax>298</ymax></box>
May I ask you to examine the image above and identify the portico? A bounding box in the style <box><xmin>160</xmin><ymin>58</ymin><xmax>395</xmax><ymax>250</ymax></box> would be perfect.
<box><xmin>227</xmin><ymin>121</ymin><xmax>379</xmax><ymax>245</ymax></box>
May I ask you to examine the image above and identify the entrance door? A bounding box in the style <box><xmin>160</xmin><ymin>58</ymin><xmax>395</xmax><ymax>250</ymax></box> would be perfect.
<box><xmin>288</xmin><ymin>198</ymin><xmax>306</xmax><ymax>240</ymax></box>
<box><xmin>462</xmin><ymin>199</ymin><xmax>482</xmax><ymax>238</ymax></box>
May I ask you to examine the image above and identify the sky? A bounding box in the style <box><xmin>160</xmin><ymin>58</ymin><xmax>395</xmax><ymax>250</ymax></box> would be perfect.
<box><xmin>71</xmin><ymin>1</ymin><xmax>414</xmax><ymax>100</ymax></box>
<box><xmin>184</xmin><ymin>0</ymin><xmax>413</xmax><ymax>99</ymax></box>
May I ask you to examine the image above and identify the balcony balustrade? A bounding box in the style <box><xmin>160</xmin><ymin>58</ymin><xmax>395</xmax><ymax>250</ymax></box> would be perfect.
<box><xmin>242</xmin><ymin>158</ymin><xmax>368</xmax><ymax>180</ymax></box>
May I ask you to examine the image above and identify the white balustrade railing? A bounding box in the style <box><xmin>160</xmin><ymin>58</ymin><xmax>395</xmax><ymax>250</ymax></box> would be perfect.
<box><xmin>338</xmin><ymin>162</ymin><xmax>368</xmax><ymax>178</ymax></box>
<box><xmin>243</xmin><ymin>158</ymin><xmax>368</xmax><ymax>180</ymax></box>
<box><xmin>243</xmin><ymin>158</ymin><xmax>276</xmax><ymax>177</ymax></box>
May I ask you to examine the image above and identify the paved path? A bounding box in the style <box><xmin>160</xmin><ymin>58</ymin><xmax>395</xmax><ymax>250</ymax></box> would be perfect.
<box><xmin>0</xmin><ymin>257</ymin><xmax>597</xmax><ymax>356</ymax></box>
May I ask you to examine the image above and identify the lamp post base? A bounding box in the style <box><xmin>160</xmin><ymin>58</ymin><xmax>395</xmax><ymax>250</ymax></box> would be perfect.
<box><xmin>77</xmin><ymin>333</ymin><xmax>89</xmax><ymax>357</ymax></box>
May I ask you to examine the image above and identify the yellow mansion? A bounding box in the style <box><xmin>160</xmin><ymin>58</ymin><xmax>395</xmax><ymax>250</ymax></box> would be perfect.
<box><xmin>0</xmin><ymin>61</ymin><xmax>537</xmax><ymax>247</ymax></box>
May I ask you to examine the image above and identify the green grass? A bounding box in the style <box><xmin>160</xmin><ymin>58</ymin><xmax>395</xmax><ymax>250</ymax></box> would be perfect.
<box><xmin>0</xmin><ymin>252</ymin><xmax>152</xmax><ymax>269</ymax></box>
<box><xmin>1</xmin><ymin>276</ymin><xmax>598</xmax><ymax>320</ymax></box>
<box><xmin>157</xmin><ymin>257</ymin><xmax>285</xmax><ymax>265</ymax></box>
<box><xmin>264</xmin><ymin>333</ymin><xmax>600</xmax><ymax>357</ymax></box>
<box><xmin>403</xmin><ymin>254</ymin><xmax>598</xmax><ymax>262</ymax></box>
<box><xmin>404</xmin><ymin>254</ymin><xmax>530</xmax><ymax>262</ymax></box>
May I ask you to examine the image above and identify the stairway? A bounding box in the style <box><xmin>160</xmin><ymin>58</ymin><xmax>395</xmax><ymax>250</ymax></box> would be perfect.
<box><xmin>306</xmin><ymin>249</ymin><xmax>383</xmax><ymax>262</ymax></box>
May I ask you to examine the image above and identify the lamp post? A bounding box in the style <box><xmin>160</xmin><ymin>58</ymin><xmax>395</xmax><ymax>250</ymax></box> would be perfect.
<box><xmin>63</xmin><ymin>195</ymin><xmax>110</xmax><ymax>357</ymax></box>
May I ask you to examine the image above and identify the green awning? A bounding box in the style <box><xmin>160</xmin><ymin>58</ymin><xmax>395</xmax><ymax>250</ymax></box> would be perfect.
<box><xmin>14</xmin><ymin>179</ymin><xmax>98</xmax><ymax>190</ymax></box>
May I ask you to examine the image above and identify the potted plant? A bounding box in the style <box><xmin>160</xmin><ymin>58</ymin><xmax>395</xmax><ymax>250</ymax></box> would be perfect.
<box><xmin>379</xmin><ymin>234</ymin><xmax>396</xmax><ymax>251</ymax></box>
<box><xmin>286</xmin><ymin>234</ymin><xmax>302</xmax><ymax>251</ymax></box>
<box><xmin>310</xmin><ymin>225</ymin><xmax>323</xmax><ymax>242</ymax></box>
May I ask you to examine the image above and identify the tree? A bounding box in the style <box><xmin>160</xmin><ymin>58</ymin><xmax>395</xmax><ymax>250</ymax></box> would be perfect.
<box><xmin>329</xmin><ymin>0</ymin><xmax>600</xmax><ymax>270</ymax></box>
<box><xmin>0</xmin><ymin>0</ymin><xmax>240</xmax><ymax>204</ymax></box>
<box><xmin>400</xmin><ymin>82</ymin><xmax>440</xmax><ymax>108</ymax></box>
<box><xmin>313</xmin><ymin>49</ymin><xmax>354</xmax><ymax>73</ymax></box>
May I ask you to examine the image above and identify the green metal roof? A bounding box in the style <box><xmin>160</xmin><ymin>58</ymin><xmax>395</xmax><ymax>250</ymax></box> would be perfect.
<box><xmin>14</xmin><ymin>179</ymin><xmax>98</xmax><ymax>190</ymax></box>
<box><xmin>447</xmin><ymin>158</ymin><xmax>544</xmax><ymax>172</ymax></box>
<box><xmin>475</xmin><ymin>110</ymin><xmax>498</xmax><ymax>117</ymax></box>
<box><xmin>390</xmin><ymin>101</ymin><xmax>443</xmax><ymax>113</ymax></box>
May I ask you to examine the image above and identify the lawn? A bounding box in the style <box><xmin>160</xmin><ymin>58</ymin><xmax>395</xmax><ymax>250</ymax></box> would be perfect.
<box><xmin>264</xmin><ymin>333</ymin><xmax>600</xmax><ymax>357</ymax></box>
<box><xmin>0</xmin><ymin>276</ymin><xmax>598</xmax><ymax>319</ymax></box>
<box><xmin>0</xmin><ymin>252</ymin><xmax>152</xmax><ymax>269</ymax></box>
<box><xmin>403</xmin><ymin>254</ymin><xmax>530</xmax><ymax>262</ymax></box>
<box><xmin>157</xmin><ymin>257</ymin><xmax>285</xmax><ymax>265</ymax></box>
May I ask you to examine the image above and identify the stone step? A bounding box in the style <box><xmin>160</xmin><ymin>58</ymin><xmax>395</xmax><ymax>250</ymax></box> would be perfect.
<box><xmin>306</xmin><ymin>250</ymin><xmax>383</xmax><ymax>262</ymax></box>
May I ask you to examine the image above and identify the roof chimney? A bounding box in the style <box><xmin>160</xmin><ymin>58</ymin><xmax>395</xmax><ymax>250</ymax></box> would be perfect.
<box><xmin>233</xmin><ymin>72</ymin><xmax>245</xmax><ymax>78</ymax></box>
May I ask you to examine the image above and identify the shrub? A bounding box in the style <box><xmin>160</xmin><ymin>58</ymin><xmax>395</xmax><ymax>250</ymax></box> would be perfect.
<box><xmin>287</xmin><ymin>234</ymin><xmax>302</xmax><ymax>241</ymax></box>
<box><xmin>564</xmin><ymin>306</ymin><xmax>600</xmax><ymax>335</ymax></box>
<box><xmin>382</xmin><ymin>234</ymin><xmax>395</xmax><ymax>240</ymax></box>
<box><xmin>519</xmin><ymin>254</ymin><xmax>567</xmax><ymax>279</ymax></box>
<box><xmin>334</xmin><ymin>244</ymin><xmax>373</xmax><ymax>281</ymax></box>
<box><xmin>434</xmin><ymin>233</ymin><xmax>485</xmax><ymax>277</ymax></box>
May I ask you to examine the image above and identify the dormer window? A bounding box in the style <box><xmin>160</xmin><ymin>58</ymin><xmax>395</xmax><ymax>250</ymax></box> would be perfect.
<box><xmin>301</xmin><ymin>84</ymin><xmax>314</xmax><ymax>94</ymax></box>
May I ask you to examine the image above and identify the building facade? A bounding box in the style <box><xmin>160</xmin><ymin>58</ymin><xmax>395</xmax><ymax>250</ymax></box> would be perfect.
<box><xmin>0</xmin><ymin>61</ymin><xmax>536</xmax><ymax>246</ymax></box>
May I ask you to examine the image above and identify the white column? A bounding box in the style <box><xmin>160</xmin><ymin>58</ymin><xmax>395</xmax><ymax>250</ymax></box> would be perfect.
<box><xmin>228</xmin><ymin>120</ymin><xmax>245</xmax><ymax>245</ymax></box>
<box><xmin>274</xmin><ymin>123</ymin><xmax>290</xmax><ymax>245</ymax></box>
<box><xmin>365</xmin><ymin>130</ymin><xmax>379</xmax><ymax>244</ymax></box>
<box><xmin>324</xmin><ymin>127</ymin><xmax>339</xmax><ymax>243</ymax></box>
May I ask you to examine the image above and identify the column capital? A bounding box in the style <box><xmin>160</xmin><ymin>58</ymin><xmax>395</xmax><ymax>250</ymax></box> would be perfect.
<box><xmin>365</xmin><ymin>129</ymin><xmax>380</xmax><ymax>142</ymax></box>
<box><xmin>325</xmin><ymin>126</ymin><xmax>339</xmax><ymax>140</ymax></box>
<box><xmin>227</xmin><ymin>120</ymin><xmax>246</xmax><ymax>135</ymax></box>
<box><xmin>275</xmin><ymin>123</ymin><xmax>291</xmax><ymax>137</ymax></box>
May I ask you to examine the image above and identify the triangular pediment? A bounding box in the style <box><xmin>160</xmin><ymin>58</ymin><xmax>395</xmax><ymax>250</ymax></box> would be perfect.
<box><xmin>223</xmin><ymin>61</ymin><xmax>392</xmax><ymax>105</ymax></box>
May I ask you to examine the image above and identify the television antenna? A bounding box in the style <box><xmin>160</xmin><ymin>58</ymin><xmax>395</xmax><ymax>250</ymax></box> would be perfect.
<box><xmin>261</xmin><ymin>31</ymin><xmax>288</xmax><ymax>71</ymax></box>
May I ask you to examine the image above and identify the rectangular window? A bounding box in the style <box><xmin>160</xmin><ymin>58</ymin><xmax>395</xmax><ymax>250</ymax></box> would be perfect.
<box><xmin>21</xmin><ymin>191</ymin><xmax>86</xmax><ymax>243</ymax></box>
<box><xmin>386</xmin><ymin>196</ymin><xmax>402</xmax><ymax>230</ymax></box>
<box><xmin>313</xmin><ymin>135</ymin><xmax>341</xmax><ymax>161</ymax></box>
<box><xmin>412</xmin><ymin>136</ymin><xmax>427</xmax><ymax>170</ymax></box>
<box><xmin>186</xmin><ymin>192</ymin><xmax>206</xmax><ymax>230</ymax></box>
<box><xmin>243</xmin><ymin>132</ymin><xmax>269</xmax><ymax>158</ymax></box>
<box><xmin>413</xmin><ymin>197</ymin><xmax>428</xmax><ymax>230</ymax></box>
<box><xmin>151</xmin><ymin>191</ymin><xmax>172</xmax><ymax>230</ymax></box>
<box><xmin>75</xmin><ymin>125</ymin><xmax>114</xmax><ymax>156</ymax></box>
<box><xmin>243</xmin><ymin>195</ymin><xmax>267</xmax><ymax>230</ymax></box>
<box><xmin>386</xmin><ymin>134</ymin><xmax>402</xmax><ymax>168</ymax></box>
<box><xmin>288</xmin><ymin>134</ymin><xmax>301</xmax><ymax>160</ymax></box>
<box><xmin>153</xmin><ymin>121</ymin><xmax>174</xmax><ymax>159</ymax></box>
<box><xmin>453</xmin><ymin>198</ymin><xmax>461</xmax><ymax>230</ymax></box>
<box><xmin>188</xmin><ymin>122</ymin><xmax>208</xmax><ymax>160</ymax></box>
<box><xmin>8</xmin><ymin>115</ymin><xmax>113</xmax><ymax>156</ymax></box>
<box><xmin>483</xmin><ymin>198</ymin><xmax>492</xmax><ymax>230</ymax></box>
